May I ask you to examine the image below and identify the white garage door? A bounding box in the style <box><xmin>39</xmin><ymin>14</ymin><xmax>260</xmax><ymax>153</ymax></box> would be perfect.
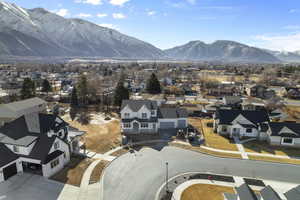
<box><xmin>160</xmin><ymin>122</ymin><xmax>175</xmax><ymax>129</ymax></box>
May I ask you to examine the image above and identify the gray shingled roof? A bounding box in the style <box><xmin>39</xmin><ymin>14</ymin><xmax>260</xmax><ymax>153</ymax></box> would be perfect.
<box><xmin>285</xmin><ymin>185</ymin><xmax>300</xmax><ymax>200</ymax></box>
<box><xmin>121</xmin><ymin>100</ymin><xmax>158</xmax><ymax>112</ymax></box>
<box><xmin>0</xmin><ymin>143</ymin><xmax>19</xmax><ymax>168</ymax></box>
<box><xmin>0</xmin><ymin>97</ymin><xmax>46</xmax><ymax>118</ymax></box>
<box><xmin>236</xmin><ymin>184</ymin><xmax>258</xmax><ymax>200</ymax></box>
<box><xmin>260</xmin><ymin>185</ymin><xmax>282</xmax><ymax>200</ymax></box>
<box><xmin>158</xmin><ymin>108</ymin><xmax>188</xmax><ymax>119</ymax></box>
<box><xmin>268</xmin><ymin>122</ymin><xmax>300</xmax><ymax>138</ymax></box>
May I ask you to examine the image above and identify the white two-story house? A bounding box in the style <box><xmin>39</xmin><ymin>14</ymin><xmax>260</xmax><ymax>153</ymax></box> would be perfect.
<box><xmin>120</xmin><ymin>100</ymin><xmax>188</xmax><ymax>136</ymax></box>
<box><xmin>0</xmin><ymin>112</ymin><xmax>85</xmax><ymax>182</ymax></box>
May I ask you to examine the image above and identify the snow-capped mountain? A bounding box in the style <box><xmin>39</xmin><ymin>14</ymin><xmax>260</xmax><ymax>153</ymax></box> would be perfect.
<box><xmin>164</xmin><ymin>40</ymin><xmax>280</xmax><ymax>63</ymax></box>
<box><xmin>266</xmin><ymin>50</ymin><xmax>300</xmax><ymax>63</ymax></box>
<box><xmin>0</xmin><ymin>1</ymin><xmax>164</xmax><ymax>58</ymax></box>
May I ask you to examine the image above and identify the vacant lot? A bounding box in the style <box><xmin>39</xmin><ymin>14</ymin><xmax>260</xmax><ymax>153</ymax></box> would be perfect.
<box><xmin>89</xmin><ymin>160</ymin><xmax>110</xmax><ymax>184</ymax></box>
<box><xmin>244</xmin><ymin>141</ymin><xmax>300</xmax><ymax>157</ymax></box>
<box><xmin>181</xmin><ymin>184</ymin><xmax>235</xmax><ymax>200</ymax></box>
<box><xmin>283</xmin><ymin>105</ymin><xmax>300</xmax><ymax>121</ymax></box>
<box><xmin>67</xmin><ymin>118</ymin><xmax>121</xmax><ymax>154</ymax></box>
<box><xmin>189</xmin><ymin>118</ymin><xmax>238</xmax><ymax>151</ymax></box>
<box><xmin>50</xmin><ymin>156</ymin><xmax>94</xmax><ymax>187</ymax></box>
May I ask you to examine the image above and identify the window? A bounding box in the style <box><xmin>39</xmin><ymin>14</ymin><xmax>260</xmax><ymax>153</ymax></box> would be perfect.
<box><xmin>54</xmin><ymin>141</ymin><xmax>60</xmax><ymax>150</ymax></box>
<box><xmin>124</xmin><ymin>113</ymin><xmax>130</xmax><ymax>118</ymax></box>
<box><xmin>124</xmin><ymin>123</ymin><xmax>131</xmax><ymax>128</ymax></box>
<box><xmin>153</xmin><ymin>123</ymin><xmax>156</xmax><ymax>129</ymax></box>
<box><xmin>282</xmin><ymin>138</ymin><xmax>293</xmax><ymax>145</ymax></box>
<box><xmin>51</xmin><ymin>159</ymin><xmax>60</xmax><ymax>169</ymax></box>
<box><xmin>246</xmin><ymin>128</ymin><xmax>252</xmax><ymax>133</ymax></box>
<box><xmin>141</xmin><ymin>123</ymin><xmax>149</xmax><ymax>128</ymax></box>
<box><xmin>13</xmin><ymin>145</ymin><xmax>19</xmax><ymax>153</ymax></box>
<box><xmin>64</xmin><ymin>153</ymin><xmax>66</xmax><ymax>158</ymax></box>
<box><xmin>222</xmin><ymin>126</ymin><xmax>227</xmax><ymax>132</ymax></box>
<box><xmin>142</xmin><ymin>113</ymin><xmax>147</xmax><ymax>119</ymax></box>
<box><xmin>151</xmin><ymin>110</ymin><xmax>155</xmax><ymax>116</ymax></box>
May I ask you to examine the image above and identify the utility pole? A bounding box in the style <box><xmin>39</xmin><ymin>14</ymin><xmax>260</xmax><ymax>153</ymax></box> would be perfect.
<box><xmin>166</xmin><ymin>162</ymin><xmax>169</xmax><ymax>194</ymax></box>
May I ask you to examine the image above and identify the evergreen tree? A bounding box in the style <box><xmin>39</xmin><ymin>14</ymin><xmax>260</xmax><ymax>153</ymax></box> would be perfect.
<box><xmin>113</xmin><ymin>78</ymin><xmax>129</xmax><ymax>107</ymax></box>
<box><xmin>20</xmin><ymin>78</ymin><xmax>36</xmax><ymax>100</ymax></box>
<box><xmin>146</xmin><ymin>73</ymin><xmax>161</xmax><ymax>94</ymax></box>
<box><xmin>70</xmin><ymin>86</ymin><xmax>79</xmax><ymax>108</ymax></box>
<box><xmin>41</xmin><ymin>79</ymin><xmax>52</xmax><ymax>94</ymax></box>
<box><xmin>77</xmin><ymin>75</ymin><xmax>88</xmax><ymax>106</ymax></box>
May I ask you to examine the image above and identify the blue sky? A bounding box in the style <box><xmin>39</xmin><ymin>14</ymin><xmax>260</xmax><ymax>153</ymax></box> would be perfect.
<box><xmin>4</xmin><ymin>0</ymin><xmax>300</xmax><ymax>51</ymax></box>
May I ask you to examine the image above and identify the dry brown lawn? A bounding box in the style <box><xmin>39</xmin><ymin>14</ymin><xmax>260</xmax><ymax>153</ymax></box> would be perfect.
<box><xmin>189</xmin><ymin>118</ymin><xmax>238</xmax><ymax>151</ymax></box>
<box><xmin>181</xmin><ymin>184</ymin><xmax>235</xmax><ymax>200</ymax></box>
<box><xmin>248</xmin><ymin>155</ymin><xmax>300</xmax><ymax>165</ymax></box>
<box><xmin>283</xmin><ymin>105</ymin><xmax>300</xmax><ymax>121</ymax></box>
<box><xmin>170</xmin><ymin>143</ymin><xmax>242</xmax><ymax>159</ymax></box>
<box><xmin>50</xmin><ymin>156</ymin><xmax>94</xmax><ymax>187</ymax></box>
<box><xmin>89</xmin><ymin>160</ymin><xmax>110</xmax><ymax>184</ymax></box>
<box><xmin>110</xmin><ymin>148</ymin><xmax>129</xmax><ymax>157</ymax></box>
<box><xmin>244</xmin><ymin>141</ymin><xmax>300</xmax><ymax>157</ymax></box>
<box><xmin>67</xmin><ymin>119</ymin><xmax>121</xmax><ymax>154</ymax></box>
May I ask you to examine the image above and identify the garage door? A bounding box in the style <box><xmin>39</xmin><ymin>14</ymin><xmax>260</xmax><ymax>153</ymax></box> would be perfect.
<box><xmin>160</xmin><ymin>122</ymin><xmax>175</xmax><ymax>129</ymax></box>
<box><xmin>3</xmin><ymin>163</ymin><xmax>17</xmax><ymax>181</ymax></box>
<box><xmin>178</xmin><ymin>120</ymin><xmax>186</xmax><ymax>128</ymax></box>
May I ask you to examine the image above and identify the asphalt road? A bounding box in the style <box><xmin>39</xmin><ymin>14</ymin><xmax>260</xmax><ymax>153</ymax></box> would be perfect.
<box><xmin>100</xmin><ymin>146</ymin><xmax>300</xmax><ymax>200</ymax></box>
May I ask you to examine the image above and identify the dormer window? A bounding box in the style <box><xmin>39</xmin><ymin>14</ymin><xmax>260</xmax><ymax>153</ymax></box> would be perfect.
<box><xmin>124</xmin><ymin>113</ymin><xmax>130</xmax><ymax>118</ymax></box>
<box><xmin>142</xmin><ymin>113</ymin><xmax>147</xmax><ymax>119</ymax></box>
<box><xmin>54</xmin><ymin>141</ymin><xmax>60</xmax><ymax>150</ymax></box>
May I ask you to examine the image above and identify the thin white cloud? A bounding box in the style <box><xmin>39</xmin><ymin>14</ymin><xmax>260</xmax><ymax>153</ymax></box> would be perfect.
<box><xmin>186</xmin><ymin>0</ymin><xmax>196</xmax><ymax>5</ymax></box>
<box><xmin>109</xmin><ymin>0</ymin><xmax>130</xmax><ymax>6</ymax></box>
<box><xmin>98</xmin><ymin>23</ymin><xmax>119</xmax><ymax>30</ymax></box>
<box><xmin>97</xmin><ymin>13</ymin><xmax>108</xmax><ymax>18</ymax></box>
<box><xmin>283</xmin><ymin>25</ymin><xmax>300</xmax><ymax>30</ymax></box>
<box><xmin>75</xmin><ymin>0</ymin><xmax>102</xmax><ymax>5</ymax></box>
<box><xmin>289</xmin><ymin>9</ymin><xmax>299</xmax><ymax>13</ymax></box>
<box><xmin>253</xmin><ymin>33</ymin><xmax>300</xmax><ymax>51</ymax></box>
<box><xmin>112</xmin><ymin>13</ymin><xmax>126</xmax><ymax>19</ymax></box>
<box><xmin>56</xmin><ymin>9</ymin><xmax>69</xmax><ymax>17</ymax></box>
<box><xmin>76</xmin><ymin>13</ymin><xmax>92</xmax><ymax>18</ymax></box>
<box><xmin>147</xmin><ymin>11</ymin><xmax>156</xmax><ymax>16</ymax></box>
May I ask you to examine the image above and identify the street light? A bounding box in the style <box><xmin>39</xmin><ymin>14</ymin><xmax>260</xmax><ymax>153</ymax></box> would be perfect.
<box><xmin>166</xmin><ymin>162</ymin><xmax>169</xmax><ymax>194</ymax></box>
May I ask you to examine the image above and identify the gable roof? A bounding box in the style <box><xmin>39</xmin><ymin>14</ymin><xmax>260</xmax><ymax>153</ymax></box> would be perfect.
<box><xmin>0</xmin><ymin>143</ymin><xmax>19</xmax><ymax>168</ymax></box>
<box><xmin>260</xmin><ymin>185</ymin><xmax>282</xmax><ymax>200</ymax></box>
<box><xmin>215</xmin><ymin>109</ymin><xmax>269</xmax><ymax>125</ymax></box>
<box><xmin>268</xmin><ymin>122</ymin><xmax>300</xmax><ymax>138</ymax></box>
<box><xmin>121</xmin><ymin>100</ymin><xmax>158</xmax><ymax>112</ymax></box>
<box><xmin>0</xmin><ymin>97</ymin><xmax>46</xmax><ymax>118</ymax></box>
<box><xmin>285</xmin><ymin>185</ymin><xmax>300</xmax><ymax>200</ymax></box>
<box><xmin>158</xmin><ymin>107</ymin><xmax>188</xmax><ymax>119</ymax></box>
<box><xmin>236</xmin><ymin>184</ymin><xmax>258</xmax><ymax>200</ymax></box>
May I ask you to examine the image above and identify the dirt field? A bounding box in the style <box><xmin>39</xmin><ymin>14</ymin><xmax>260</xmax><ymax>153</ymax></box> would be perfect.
<box><xmin>181</xmin><ymin>184</ymin><xmax>235</xmax><ymax>200</ymax></box>
<box><xmin>66</xmin><ymin>118</ymin><xmax>121</xmax><ymax>154</ymax></box>
<box><xmin>89</xmin><ymin>160</ymin><xmax>109</xmax><ymax>184</ymax></box>
<box><xmin>50</xmin><ymin>156</ymin><xmax>94</xmax><ymax>187</ymax></box>
<box><xmin>189</xmin><ymin>118</ymin><xmax>238</xmax><ymax>151</ymax></box>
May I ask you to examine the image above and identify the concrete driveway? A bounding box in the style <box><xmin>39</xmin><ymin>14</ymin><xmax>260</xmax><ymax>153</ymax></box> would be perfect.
<box><xmin>101</xmin><ymin>146</ymin><xmax>300</xmax><ymax>200</ymax></box>
<box><xmin>0</xmin><ymin>173</ymin><xmax>79</xmax><ymax>200</ymax></box>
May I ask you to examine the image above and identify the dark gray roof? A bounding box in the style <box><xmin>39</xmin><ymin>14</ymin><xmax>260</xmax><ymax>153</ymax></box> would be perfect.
<box><xmin>285</xmin><ymin>185</ymin><xmax>300</xmax><ymax>200</ymax></box>
<box><xmin>44</xmin><ymin>150</ymin><xmax>64</xmax><ymax>164</ymax></box>
<box><xmin>215</xmin><ymin>109</ymin><xmax>269</xmax><ymax>125</ymax></box>
<box><xmin>236</xmin><ymin>184</ymin><xmax>258</xmax><ymax>200</ymax></box>
<box><xmin>0</xmin><ymin>143</ymin><xmax>19</xmax><ymax>168</ymax></box>
<box><xmin>121</xmin><ymin>100</ymin><xmax>158</xmax><ymax>112</ymax></box>
<box><xmin>158</xmin><ymin>108</ymin><xmax>188</xmax><ymax>119</ymax></box>
<box><xmin>260</xmin><ymin>185</ymin><xmax>282</xmax><ymax>200</ymax></box>
<box><xmin>268</xmin><ymin>122</ymin><xmax>300</xmax><ymax>138</ymax></box>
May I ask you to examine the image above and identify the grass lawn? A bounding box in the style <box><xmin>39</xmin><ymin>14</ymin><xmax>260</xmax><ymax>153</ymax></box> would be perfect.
<box><xmin>248</xmin><ymin>155</ymin><xmax>300</xmax><ymax>165</ymax></box>
<box><xmin>66</xmin><ymin>119</ymin><xmax>121</xmax><ymax>154</ymax></box>
<box><xmin>243</xmin><ymin>141</ymin><xmax>300</xmax><ymax>157</ymax></box>
<box><xmin>170</xmin><ymin>143</ymin><xmax>242</xmax><ymax>159</ymax></box>
<box><xmin>181</xmin><ymin>184</ymin><xmax>235</xmax><ymax>200</ymax></box>
<box><xmin>50</xmin><ymin>156</ymin><xmax>94</xmax><ymax>187</ymax></box>
<box><xmin>189</xmin><ymin>118</ymin><xmax>238</xmax><ymax>151</ymax></box>
<box><xmin>89</xmin><ymin>160</ymin><xmax>110</xmax><ymax>184</ymax></box>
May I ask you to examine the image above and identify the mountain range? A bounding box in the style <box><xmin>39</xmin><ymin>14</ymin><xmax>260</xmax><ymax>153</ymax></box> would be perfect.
<box><xmin>0</xmin><ymin>1</ymin><xmax>299</xmax><ymax>63</ymax></box>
